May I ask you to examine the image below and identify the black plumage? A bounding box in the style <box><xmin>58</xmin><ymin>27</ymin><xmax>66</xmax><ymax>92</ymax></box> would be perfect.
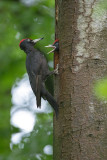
<box><xmin>19</xmin><ymin>38</ymin><xmax>58</xmax><ymax>117</ymax></box>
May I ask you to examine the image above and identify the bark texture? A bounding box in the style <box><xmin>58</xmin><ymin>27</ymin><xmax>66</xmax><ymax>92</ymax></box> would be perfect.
<box><xmin>54</xmin><ymin>0</ymin><xmax>107</xmax><ymax>160</ymax></box>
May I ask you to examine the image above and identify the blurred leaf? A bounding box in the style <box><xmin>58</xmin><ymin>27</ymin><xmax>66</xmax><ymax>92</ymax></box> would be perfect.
<box><xmin>94</xmin><ymin>78</ymin><xmax>107</xmax><ymax>100</ymax></box>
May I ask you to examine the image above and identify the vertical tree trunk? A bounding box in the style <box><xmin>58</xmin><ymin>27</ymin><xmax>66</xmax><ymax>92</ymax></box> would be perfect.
<box><xmin>54</xmin><ymin>0</ymin><xmax>107</xmax><ymax>160</ymax></box>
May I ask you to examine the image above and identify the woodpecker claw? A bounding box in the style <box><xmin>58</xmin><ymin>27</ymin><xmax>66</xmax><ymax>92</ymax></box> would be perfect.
<box><xmin>54</xmin><ymin>64</ymin><xmax>59</xmax><ymax>75</ymax></box>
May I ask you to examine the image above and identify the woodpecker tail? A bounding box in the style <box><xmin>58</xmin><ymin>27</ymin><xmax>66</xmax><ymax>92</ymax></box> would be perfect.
<box><xmin>41</xmin><ymin>85</ymin><xmax>59</xmax><ymax>117</ymax></box>
<box><xmin>36</xmin><ymin>75</ymin><xmax>42</xmax><ymax>108</ymax></box>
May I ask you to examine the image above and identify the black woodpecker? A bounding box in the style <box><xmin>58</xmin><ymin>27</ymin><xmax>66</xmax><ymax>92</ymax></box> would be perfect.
<box><xmin>45</xmin><ymin>39</ymin><xmax>59</xmax><ymax>54</ymax></box>
<box><xmin>19</xmin><ymin>38</ymin><xmax>59</xmax><ymax>117</ymax></box>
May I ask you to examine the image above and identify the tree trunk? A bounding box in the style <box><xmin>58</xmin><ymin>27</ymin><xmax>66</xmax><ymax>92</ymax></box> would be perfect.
<box><xmin>53</xmin><ymin>0</ymin><xmax>107</xmax><ymax>160</ymax></box>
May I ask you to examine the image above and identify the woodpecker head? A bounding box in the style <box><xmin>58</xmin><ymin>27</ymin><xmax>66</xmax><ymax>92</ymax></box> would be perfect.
<box><xmin>19</xmin><ymin>37</ymin><xmax>44</xmax><ymax>51</ymax></box>
<box><xmin>45</xmin><ymin>39</ymin><xmax>59</xmax><ymax>54</ymax></box>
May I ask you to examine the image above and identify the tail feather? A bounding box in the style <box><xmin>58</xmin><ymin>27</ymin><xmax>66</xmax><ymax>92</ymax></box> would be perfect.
<box><xmin>41</xmin><ymin>85</ymin><xmax>59</xmax><ymax>117</ymax></box>
<box><xmin>36</xmin><ymin>75</ymin><xmax>41</xmax><ymax>108</ymax></box>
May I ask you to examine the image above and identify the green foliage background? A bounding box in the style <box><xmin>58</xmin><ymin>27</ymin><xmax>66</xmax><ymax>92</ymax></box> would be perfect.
<box><xmin>0</xmin><ymin>0</ymin><xmax>55</xmax><ymax>159</ymax></box>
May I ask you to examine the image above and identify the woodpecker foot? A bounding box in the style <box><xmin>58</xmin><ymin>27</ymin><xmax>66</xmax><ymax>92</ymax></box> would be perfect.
<box><xmin>54</xmin><ymin>64</ymin><xmax>59</xmax><ymax>75</ymax></box>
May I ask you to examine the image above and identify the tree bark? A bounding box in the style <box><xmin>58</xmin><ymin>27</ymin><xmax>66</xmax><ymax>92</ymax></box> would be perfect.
<box><xmin>54</xmin><ymin>0</ymin><xmax>107</xmax><ymax>160</ymax></box>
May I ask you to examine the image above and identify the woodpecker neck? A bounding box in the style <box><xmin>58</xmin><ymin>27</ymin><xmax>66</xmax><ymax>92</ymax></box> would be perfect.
<box><xmin>23</xmin><ymin>45</ymin><xmax>35</xmax><ymax>55</ymax></box>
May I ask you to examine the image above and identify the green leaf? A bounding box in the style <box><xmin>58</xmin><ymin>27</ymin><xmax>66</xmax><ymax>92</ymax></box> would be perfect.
<box><xmin>94</xmin><ymin>78</ymin><xmax>107</xmax><ymax>100</ymax></box>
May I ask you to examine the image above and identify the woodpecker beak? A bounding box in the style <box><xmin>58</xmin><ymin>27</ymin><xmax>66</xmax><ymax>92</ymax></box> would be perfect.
<box><xmin>45</xmin><ymin>45</ymin><xmax>56</xmax><ymax>54</ymax></box>
<box><xmin>32</xmin><ymin>37</ymin><xmax>44</xmax><ymax>44</ymax></box>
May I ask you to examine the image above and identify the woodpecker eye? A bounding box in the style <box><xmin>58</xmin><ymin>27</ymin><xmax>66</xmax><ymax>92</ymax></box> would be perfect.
<box><xmin>27</xmin><ymin>39</ymin><xmax>30</xmax><ymax>42</ymax></box>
